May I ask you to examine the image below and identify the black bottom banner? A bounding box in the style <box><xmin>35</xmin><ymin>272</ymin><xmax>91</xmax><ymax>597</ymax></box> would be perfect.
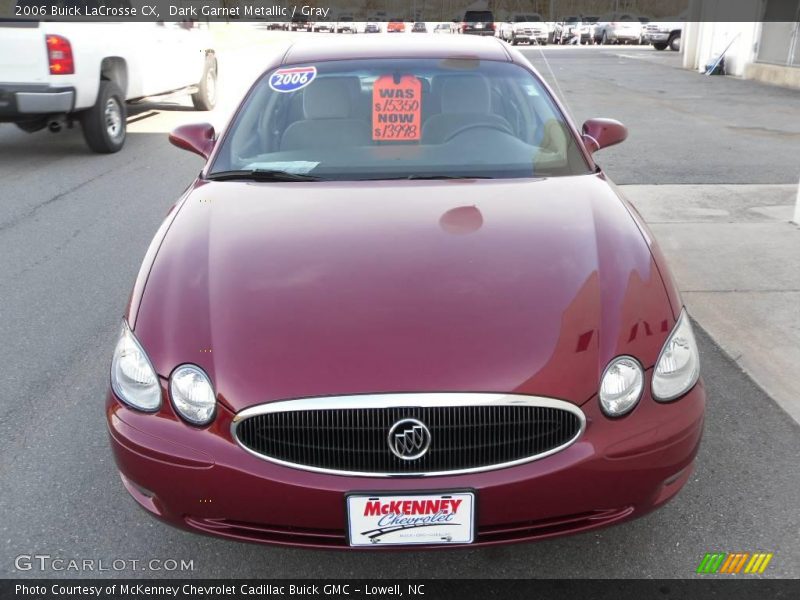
<box><xmin>2</xmin><ymin>579</ymin><xmax>799</xmax><ymax>600</ymax></box>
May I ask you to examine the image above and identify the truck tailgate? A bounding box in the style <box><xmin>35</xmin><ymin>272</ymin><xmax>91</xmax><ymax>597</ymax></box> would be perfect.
<box><xmin>0</xmin><ymin>22</ymin><xmax>49</xmax><ymax>84</ymax></box>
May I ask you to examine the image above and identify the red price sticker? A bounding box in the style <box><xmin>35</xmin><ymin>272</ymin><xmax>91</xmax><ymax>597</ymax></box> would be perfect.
<box><xmin>372</xmin><ymin>75</ymin><xmax>422</xmax><ymax>141</ymax></box>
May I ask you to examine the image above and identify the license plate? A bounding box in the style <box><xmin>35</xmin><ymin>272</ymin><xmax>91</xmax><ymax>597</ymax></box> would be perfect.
<box><xmin>347</xmin><ymin>492</ymin><xmax>475</xmax><ymax>546</ymax></box>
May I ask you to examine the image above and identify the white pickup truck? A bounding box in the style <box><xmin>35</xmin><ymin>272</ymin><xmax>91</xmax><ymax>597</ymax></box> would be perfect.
<box><xmin>0</xmin><ymin>18</ymin><xmax>216</xmax><ymax>153</ymax></box>
<box><xmin>643</xmin><ymin>21</ymin><xmax>684</xmax><ymax>51</ymax></box>
<box><xmin>497</xmin><ymin>14</ymin><xmax>550</xmax><ymax>45</ymax></box>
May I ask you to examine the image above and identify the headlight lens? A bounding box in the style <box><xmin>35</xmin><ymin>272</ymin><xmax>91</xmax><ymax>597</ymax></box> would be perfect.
<box><xmin>111</xmin><ymin>321</ymin><xmax>161</xmax><ymax>412</ymax></box>
<box><xmin>170</xmin><ymin>365</ymin><xmax>216</xmax><ymax>425</ymax></box>
<box><xmin>599</xmin><ymin>356</ymin><xmax>644</xmax><ymax>417</ymax></box>
<box><xmin>652</xmin><ymin>310</ymin><xmax>700</xmax><ymax>401</ymax></box>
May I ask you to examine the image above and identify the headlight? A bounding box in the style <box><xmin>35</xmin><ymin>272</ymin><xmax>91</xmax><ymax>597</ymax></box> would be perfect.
<box><xmin>170</xmin><ymin>364</ymin><xmax>216</xmax><ymax>425</ymax></box>
<box><xmin>111</xmin><ymin>321</ymin><xmax>161</xmax><ymax>412</ymax></box>
<box><xmin>599</xmin><ymin>356</ymin><xmax>644</xmax><ymax>417</ymax></box>
<box><xmin>652</xmin><ymin>310</ymin><xmax>700</xmax><ymax>401</ymax></box>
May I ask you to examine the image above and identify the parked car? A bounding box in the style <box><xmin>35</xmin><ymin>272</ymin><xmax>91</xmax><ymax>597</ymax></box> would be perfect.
<box><xmin>554</xmin><ymin>16</ymin><xmax>597</xmax><ymax>44</ymax></box>
<box><xmin>0</xmin><ymin>20</ymin><xmax>216</xmax><ymax>153</ymax></box>
<box><xmin>553</xmin><ymin>16</ymin><xmax>579</xmax><ymax>43</ymax></box>
<box><xmin>363</xmin><ymin>20</ymin><xmax>381</xmax><ymax>34</ymax></box>
<box><xmin>387</xmin><ymin>19</ymin><xmax>405</xmax><ymax>33</ymax></box>
<box><xmin>593</xmin><ymin>14</ymin><xmax>643</xmax><ymax>45</ymax></box>
<box><xmin>460</xmin><ymin>10</ymin><xmax>495</xmax><ymax>35</ymax></box>
<box><xmin>498</xmin><ymin>14</ymin><xmax>549</xmax><ymax>45</ymax></box>
<box><xmin>581</xmin><ymin>16</ymin><xmax>601</xmax><ymax>42</ymax></box>
<box><xmin>313</xmin><ymin>22</ymin><xmax>334</xmax><ymax>33</ymax></box>
<box><xmin>412</xmin><ymin>22</ymin><xmax>427</xmax><ymax>33</ymax></box>
<box><xmin>645</xmin><ymin>21</ymin><xmax>683</xmax><ymax>51</ymax></box>
<box><xmin>290</xmin><ymin>16</ymin><xmax>312</xmax><ymax>31</ymax></box>
<box><xmin>637</xmin><ymin>17</ymin><xmax>651</xmax><ymax>44</ymax></box>
<box><xmin>336</xmin><ymin>16</ymin><xmax>357</xmax><ymax>34</ymax></box>
<box><xmin>109</xmin><ymin>35</ymin><xmax>705</xmax><ymax>550</ymax></box>
<box><xmin>433</xmin><ymin>23</ymin><xmax>454</xmax><ymax>34</ymax></box>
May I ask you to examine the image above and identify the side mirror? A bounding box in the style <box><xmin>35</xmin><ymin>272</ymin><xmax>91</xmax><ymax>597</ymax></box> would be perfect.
<box><xmin>581</xmin><ymin>118</ymin><xmax>627</xmax><ymax>154</ymax></box>
<box><xmin>169</xmin><ymin>122</ymin><xmax>215</xmax><ymax>160</ymax></box>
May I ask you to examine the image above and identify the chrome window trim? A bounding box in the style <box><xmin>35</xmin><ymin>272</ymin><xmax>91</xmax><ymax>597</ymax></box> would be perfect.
<box><xmin>231</xmin><ymin>393</ymin><xmax>586</xmax><ymax>478</ymax></box>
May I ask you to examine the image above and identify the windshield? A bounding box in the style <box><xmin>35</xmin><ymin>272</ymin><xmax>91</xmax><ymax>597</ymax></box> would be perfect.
<box><xmin>210</xmin><ymin>58</ymin><xmax>590</xmax><ymax>181</ymax></box>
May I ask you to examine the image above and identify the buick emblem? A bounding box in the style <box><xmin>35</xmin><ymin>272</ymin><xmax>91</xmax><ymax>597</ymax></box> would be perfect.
<box><xmin>387</xmin><ymin>418</ymin><xmax>431</xmax><ymax>460</ymax></box>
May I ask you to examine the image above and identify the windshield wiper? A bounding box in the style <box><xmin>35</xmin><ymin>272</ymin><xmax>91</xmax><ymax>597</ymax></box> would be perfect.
<box><xmin>407</xmin><ymin>175</ymin><xmax>495</xmax><ymax>180</ymax></box>
<box><xmin>363</xmin><ymin>174</ymin><xmax>497</xmax><ymax>181</ymax></box>
<box><xmin>206</xmin><ymin>169</ymin><xmax>321</xmax><ymax>182</ymax></box>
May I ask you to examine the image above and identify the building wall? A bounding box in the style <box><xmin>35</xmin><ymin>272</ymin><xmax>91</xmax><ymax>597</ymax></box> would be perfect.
<box><xmin>682</xmin><ymin>0</ymin><xmax>800</xmax><ymax>88</ymax></box>
<box><xmin>683</xmin><ymin>21</ymin><xmax>760</xmax><ymax>77</ymax></box>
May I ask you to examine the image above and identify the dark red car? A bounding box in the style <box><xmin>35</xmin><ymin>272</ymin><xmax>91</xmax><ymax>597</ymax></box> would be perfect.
<box><xmin>108</xmin><ymin>36</ymin><xmax>704</xmax><ymax>549</ymax></box>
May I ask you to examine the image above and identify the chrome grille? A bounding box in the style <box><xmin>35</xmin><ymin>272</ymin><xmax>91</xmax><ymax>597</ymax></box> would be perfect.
<box><xmin>233</xmin><ymin>394</ymin><xmax>584</xmax><ymax>476</ymax></box>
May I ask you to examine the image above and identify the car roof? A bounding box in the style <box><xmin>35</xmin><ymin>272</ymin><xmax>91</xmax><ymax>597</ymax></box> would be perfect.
<box><xmin>281</xmin><ymin>35</ymin><xmax>512</xmax><ymax>65</ymax></box>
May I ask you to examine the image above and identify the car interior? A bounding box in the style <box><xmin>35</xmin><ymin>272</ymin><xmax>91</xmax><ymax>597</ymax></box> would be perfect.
<box><xmin>220</xmin><ymin>62</ymin><xmax>585</xmax><ymax>179</ymax></box>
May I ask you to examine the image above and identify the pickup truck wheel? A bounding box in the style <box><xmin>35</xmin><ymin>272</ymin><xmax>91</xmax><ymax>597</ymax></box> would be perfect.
<box><xmin>669</xmin><ymin>33</ymin><xmax>681</xmax><ymax>51</ymax></box>
<box><xmin>80</xmin><ymin>80</ymin><xmax>125</xmax><ymax>154</ymax></box>
<box><xmin>653</xmin><ymin>42</ymin><xmax>668</xmax><ymax>50</ymax></box>
<box><xmin>192</xmin><ymin>56</ymin><xmax>217</xmax><ymax>111</ymax></box>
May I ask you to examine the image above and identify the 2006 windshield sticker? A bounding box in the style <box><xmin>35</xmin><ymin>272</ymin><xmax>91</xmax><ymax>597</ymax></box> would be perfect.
<box><xmin>373</xmin><ymin>75</ymin><xmax>422</xmax><ymax>141</ymax></box>
<box><xmin>269</xmin><ymin>66</ymin><xmax>317</xmax><ymax>93</ymax></box>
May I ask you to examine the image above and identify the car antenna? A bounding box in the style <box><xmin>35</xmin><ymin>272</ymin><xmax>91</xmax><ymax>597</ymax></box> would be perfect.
<box><xmin>530</xmin><ymin>36</ymin><xmax>576</xmax><ymax>123</ymax></box>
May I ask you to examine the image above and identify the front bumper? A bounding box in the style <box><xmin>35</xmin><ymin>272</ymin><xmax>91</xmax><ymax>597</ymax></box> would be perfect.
<box><xmin>108</xmin><ymin>380</ymin><xmax>705</xmax><ymax>549</ymax></box>
<box><xmin>608</xmin><ymin>32</ymin><xmax>641</xmax><ymax>41</ymax></box>
<box><xmin>513</xmin><ymin>32</ymin><xmax>548</xmax><ymax>43</ymax></box>
<box><xmin>648</xmin><ymin>32</ymin><xmax>671</xmax><ymax>42</ymax></box>
<box><xmin>0</xmin><ymin>83</ymin><xmax>75</xmax><ymax>120</ymax></box>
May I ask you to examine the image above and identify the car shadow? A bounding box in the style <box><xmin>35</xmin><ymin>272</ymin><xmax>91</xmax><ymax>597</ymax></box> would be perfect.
<box><xmin>127</xmin><ymin>100</ymin><xmax>197</xmax><ymax>116</ymax></box>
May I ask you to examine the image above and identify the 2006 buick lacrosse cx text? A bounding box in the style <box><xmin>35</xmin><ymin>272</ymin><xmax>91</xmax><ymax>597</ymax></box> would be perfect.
<box><xmin>106</xmin><ymin>36</ymin><xmax>705</xmax><ymax>549</ymax></box>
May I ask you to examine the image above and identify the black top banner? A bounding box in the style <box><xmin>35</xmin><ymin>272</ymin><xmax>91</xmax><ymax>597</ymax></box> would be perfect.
<box><xmin>1</xmin><ymin>0</ymin><xmax>798</xmax><ymax>23</ymax></box>
<box><xmin>2</xmin><ymin>579</ymin><xmax>800</xmax><ymax>600</ymax></box>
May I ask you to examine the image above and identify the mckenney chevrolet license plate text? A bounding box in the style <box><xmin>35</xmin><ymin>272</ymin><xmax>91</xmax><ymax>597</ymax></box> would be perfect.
<box><xmin>347</xmin><ymin>492</ymin><xmax>475</xmax><ymax>546</ymax></box>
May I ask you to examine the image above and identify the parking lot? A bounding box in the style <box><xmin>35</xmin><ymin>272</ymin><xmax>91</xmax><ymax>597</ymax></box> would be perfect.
<box><xmin>1</xmin><ymin>30</ymin><xmax>799</xmax><ymax>578</ymax></box>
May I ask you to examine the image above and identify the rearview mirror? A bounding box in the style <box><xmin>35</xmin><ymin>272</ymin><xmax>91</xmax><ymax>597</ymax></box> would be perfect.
<box><xmin>169</xmin><ymin>122</ymin><xmax>215</xmax><ymax>160</ymax></box>
<box><xmin>581</xmin><ymin>118</ymin><xmax>627</xmax><ymax>154</ymax></box>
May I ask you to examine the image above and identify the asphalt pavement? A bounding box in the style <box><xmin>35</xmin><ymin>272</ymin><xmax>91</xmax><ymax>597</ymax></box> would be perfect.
<box><xmin>521</xmin><ymin>46</ymin><xmax>800</xmax><ymax>184</ymax></box>
<box><xmin>1</xmin><ymin>38</ymin><xmax>798</xmax><ymax>578</ymax></box>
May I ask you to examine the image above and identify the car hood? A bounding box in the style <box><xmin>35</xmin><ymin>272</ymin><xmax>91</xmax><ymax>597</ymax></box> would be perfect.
<box><xmin>134</xmin><ymin>175</ymin><xmax>675</xmax><ymax>413</ymax></box>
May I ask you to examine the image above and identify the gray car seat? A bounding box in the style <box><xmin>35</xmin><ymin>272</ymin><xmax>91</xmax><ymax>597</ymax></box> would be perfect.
<box><xmin>422</xmin><ymin>74</ymin><xmax>512</xmax><ymax>144</ymax></box>
<box><xmin>281</xmin><ymin>78</ymin><xmax>372</xmax><ymax>151</ymax></box>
